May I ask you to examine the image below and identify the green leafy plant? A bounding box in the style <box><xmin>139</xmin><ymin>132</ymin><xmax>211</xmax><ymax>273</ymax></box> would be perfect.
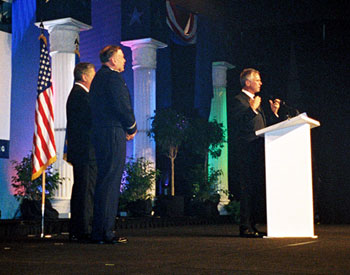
<box><xmin>148</xmin><ymin>108</ymin><xmax>188</xmax><ymax>196</ymax></box>
<box><xmin>180</xmin><ymin>117</ymin><xmax>225</xmax><ymax>204</ymax></box>
<box><xmin>224</xmin><ymin>198</ymin><xmax>240</xmax><ymax>224</ymax></box>
<box><xmin>121</xmin><ymin>157</ymin><xmax>160</xmax><ymax>202</ymax></box>
<box><xmin>189</xmin><ymin>165</ymin><xmax>223</xmax><ymax>202</ymax></box>
<box><xmin>11</xmin><ymin>153</ymin><xmax>62</xmax><ymax>202</ymax></box>
<box><xmin>185</xmin><ymin>117</ymin><xmax>225</xmax><ymax>182</ymax></box>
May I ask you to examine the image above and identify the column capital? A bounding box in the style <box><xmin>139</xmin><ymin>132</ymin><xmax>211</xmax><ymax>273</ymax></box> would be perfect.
<box><xmin>121</xmin><ymin>38</ymin><xmax>167</xmax><ymax>69</ymax></box>
<box><xmin>212</xmin><ymin>61</ymin><xmax>235</xmax><ymax>69</ymax></box>
<box><xmin>212</xmin><ymin>61</ymin><xmax>235</xmax><ymax>88</ymax></box>
<box><xmin>35</xmin><ymin>18</ymin><xmax>92</xmax><ymax>55</ymax></box>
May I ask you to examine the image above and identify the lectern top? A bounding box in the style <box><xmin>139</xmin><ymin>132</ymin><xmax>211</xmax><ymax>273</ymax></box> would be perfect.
<box><xmin>256</xmin><ymin>113</ymin><xmax>320</xmax><ymax>136</ymax></box>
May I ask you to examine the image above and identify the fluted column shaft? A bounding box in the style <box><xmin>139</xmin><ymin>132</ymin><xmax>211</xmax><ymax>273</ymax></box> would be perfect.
<box><xmin>38</xmin><ymin>18</ymin><xmax>91</xmax><ymax>217</ymax></box>
<box><xmin>210</xmin><ymin>61</ymin><xmax>234</xmax><ymax>215</ymax></box>
<box><xmin>121</xmin><ymin>38</ymin><xmax>167</xmax><ymax>197</ymax></box>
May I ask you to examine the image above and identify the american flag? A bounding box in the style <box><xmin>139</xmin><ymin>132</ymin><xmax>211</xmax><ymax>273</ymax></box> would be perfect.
<box><xmin>31</xmin><ymin>34</ymin><xmax>57</xmax><ymax>180</ymax></box>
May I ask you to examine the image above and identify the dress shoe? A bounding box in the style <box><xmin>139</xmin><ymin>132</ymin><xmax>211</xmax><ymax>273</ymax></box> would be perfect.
<box><xmin>69</xmin><ymin>234</ymin><xmax>79</xmax><ymax>242</ymax></box>
<box><xmin>254</xmin><ymin>230</ymin><xmax>267</xmax><ymax>237</ymax></box>
<box><xmin>106</xmin><ymin>237</ymin><xmax>128</xmax><ymax>244</ymax></box>
<box><xmin>252</xmin><ymin>227</ymin><xmax>267</xmax><ymax>237</ymax></box>
<box><xmin>240</xmin><ymin>229</ymin><xmax>263</xmax><ymax>238</ymax></box>
<box><xmin>91</xmin><ymin>237</ymin><xmax>128</xmax><ymax>244</ymax></box>
<box><xmin>69</xmin><ymin>233</ymin><xmax>91</xmax><ymax>243</ymax></box>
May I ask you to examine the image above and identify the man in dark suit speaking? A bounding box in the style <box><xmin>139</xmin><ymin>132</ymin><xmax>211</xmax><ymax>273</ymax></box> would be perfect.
<box><xmin>66</xmin><ymin>62</ymin><xmax>97</xmax><ymax>242</ymax></box>
<box><xmin>90</xmin><ymin>45</ymin><xmax>137</xmax><ymax>244</ymax></box>
<box><xmin>231</xmin><ymin>68</ymin><xmax>281</xmax><ymax>238</ymax></box>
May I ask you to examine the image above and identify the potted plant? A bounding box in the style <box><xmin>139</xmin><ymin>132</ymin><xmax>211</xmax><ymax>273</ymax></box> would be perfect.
<box><xmin>148</xmin><ymin>108</ymin><xmax>188</xmax><ymax>196</ymax></box>
<box><xmin>120</xmin><ymin>157</ymin><xmax>160</xmax><ymax>217</ymax></box>
<box><xmin>224</xmin><ymin>196</ymin><xmax>240</xmax><ymax>224</ymax></box>
<box><xmin>148</xmin><ymin>108</ymin><xmax>189</xmax><ymax>217</ymax></box>
<box><xmin>185</xmin><ymin>117</ymin><xmax>225</xmax><ymax>182</ymax></box>
<box><xmin>182</xmin><ymin>117</ymin><xmax>226</xmax><ymax>216</ymax></box>
<box><xmin>185</xmin><ymin>165</ymin><xmax>222</xmax><ymax>217</ymax></box>
<box><xmin>11</xmin><ymin>152</ymin><xmax>62</xmax><ymax>220</ymax></box>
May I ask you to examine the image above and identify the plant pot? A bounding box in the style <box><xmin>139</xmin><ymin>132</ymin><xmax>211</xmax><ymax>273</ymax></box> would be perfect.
<box><xmin>187</xmin><ymin>199</ymin><xmax>219</xmax><ymax>218</ymax></box>
<box><xmin>20</xmin><ymin>198</ymin><xmax>59</xmax><ymax>221</ymax></box>
<box><xmin>127</xmin><ymin>199</ymin><xmax>153</xmax><ymax>217</ymax></box>
<box><xmin>154</xmin><ymin>195</ymin><xmax>184</xmax><ymax>217</ymax></box>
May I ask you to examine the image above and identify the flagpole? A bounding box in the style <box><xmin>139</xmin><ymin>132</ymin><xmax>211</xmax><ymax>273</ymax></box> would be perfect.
<box><xmin>32</xmin><ymin>28</ymin><xmax>56</xmax><ymax>238</ymax></box>
<box><xmin>38</xmin><ymin>26</ymin><xmax>47</xmax><ymax>238</ymax></box>
<box><xmin>41</xmin><ymin>172</ymin><xmax>46</xmax><ymax>238</ymax></box>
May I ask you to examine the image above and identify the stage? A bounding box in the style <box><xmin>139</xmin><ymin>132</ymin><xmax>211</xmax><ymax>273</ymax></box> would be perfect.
<box><xmin>1</xmin><ymin>223</ymin><xmax>349</xmax><ymax>274</ymax></box>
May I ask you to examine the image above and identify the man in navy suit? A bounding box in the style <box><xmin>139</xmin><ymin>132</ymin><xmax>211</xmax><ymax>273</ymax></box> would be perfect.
<box><xmin>90</xmin><ymin>45</ymin><xmax>137</xmax><ymax>244</ymax></box>
<box><xmin>66</xmin><ymin>62</ymin><xmax>97</xmax><ymax>242</ymax></box>
<box><xmin>231</xmin><ymin>68</ymin><xmax>281</xmax><ymax>238</ymax></box>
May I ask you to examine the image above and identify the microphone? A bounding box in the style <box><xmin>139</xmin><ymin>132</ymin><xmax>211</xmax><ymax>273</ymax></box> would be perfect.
<box><xmin>268</xmin><ymin>95</ymin><xmax>300</xmax><ymax>118</ymax></box>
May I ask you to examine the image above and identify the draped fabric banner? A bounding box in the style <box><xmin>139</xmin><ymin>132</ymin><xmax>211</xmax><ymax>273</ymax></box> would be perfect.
<box><xmin>166</xmin><ymin>0</ymin><xmax>197</xmax><ymax>45</ymax></box>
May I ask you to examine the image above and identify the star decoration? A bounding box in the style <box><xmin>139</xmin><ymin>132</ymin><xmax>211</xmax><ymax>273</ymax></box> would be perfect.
<box><xmin>129</xmin><ymin>7</ymin><xmax>143</xmax><ymax>26</ymax></box>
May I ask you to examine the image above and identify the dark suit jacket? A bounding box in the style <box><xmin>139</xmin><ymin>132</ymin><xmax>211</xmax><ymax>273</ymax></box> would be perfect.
<box><xmin>89</xmin><ymin>65</ymin><xmax>137</xmax><ymax>135</ymax></box>
<box><xmin>231</xmin><ymin>92</ymin><xmax>267</xmax><ymax>144</ymax></box>
<box><xmin>66</xmin><ymin>84</ymin><xmax>95</xmax><ymax>165</ymax></box>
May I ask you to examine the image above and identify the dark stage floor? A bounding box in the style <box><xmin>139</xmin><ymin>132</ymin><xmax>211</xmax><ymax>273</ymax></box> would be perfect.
<box><xmin>1</xmin><ymin>224</ymin><xmax>349</xmax><ymax>274</ymax></box>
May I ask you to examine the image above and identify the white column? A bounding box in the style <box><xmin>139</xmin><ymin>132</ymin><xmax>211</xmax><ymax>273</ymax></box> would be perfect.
<box><xmin>0</xmin><ymin>30</ymin><xmax>11</xmax><ymax>156</ymax></box>
<box><xmin>210</xmin><ymin>61</ymin><xmax>235</xmax><ymax>215</ymax></box>
<box><xmin>37</xmin><ymin>18</ymin><xmax>91</xmax><ymax>218</ymax></box>
<box><xmin>121</xmin><ymin>38</ymin><xmax>167</xmax><ymax>197</ymax></box>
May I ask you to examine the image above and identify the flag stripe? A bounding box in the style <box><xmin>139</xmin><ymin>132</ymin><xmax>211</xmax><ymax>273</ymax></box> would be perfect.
<box><xmin>38</xmin><ymin>89</ymin><xmax>56</xmax><ymax>151</ymax></box>
<box><xmin>32</xmin><ymin>131</ymin><xmax>44</xmax><ymax>168</ymax></box>
<box><xmin>37</xmin><ymin>100</ymin><xmax>51</xmax><ymax>157</ymax></box>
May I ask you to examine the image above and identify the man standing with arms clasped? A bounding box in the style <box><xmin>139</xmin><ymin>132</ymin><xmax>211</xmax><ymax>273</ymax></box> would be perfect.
<box><xmin>231</xmin><ymin>68</ymin><xmax>280</xmax><ymax>238</ymax></box>
<box><xmin>90</xmin><ymin>45</ymin><xmax>137</xmax><ymax>244</ymax></box>
<box><xmin>66</xmin><ymin>62</ymin><xmax>97</xmax><ymax>242</ymax></box>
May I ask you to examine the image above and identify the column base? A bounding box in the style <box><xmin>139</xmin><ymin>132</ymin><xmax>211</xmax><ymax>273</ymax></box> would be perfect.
<box><xmin>51</xmin><ymin>198</ymin><xmax>71</xmax><ymax>218</ymax></box>
<box><xmin>217</xmin><ymin>198</ymin><xmax>230</xmax><ymax>215</ymax></box>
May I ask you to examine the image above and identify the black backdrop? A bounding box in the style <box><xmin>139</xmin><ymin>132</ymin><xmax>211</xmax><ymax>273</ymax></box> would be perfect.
<box><xmin>226</xmin><ymin>18</ymin><xmax>350</xmax><ymax>223</ymax></box>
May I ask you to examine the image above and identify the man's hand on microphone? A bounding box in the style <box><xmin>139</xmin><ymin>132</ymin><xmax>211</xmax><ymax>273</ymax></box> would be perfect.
<box><xmin>269</xmin><ymin>98</ymin><xmax>281</xmax><ymax>116</ymax></box>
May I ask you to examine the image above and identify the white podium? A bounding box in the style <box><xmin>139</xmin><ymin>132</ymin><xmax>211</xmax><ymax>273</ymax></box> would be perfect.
<box><xmin>256</xmin><ymin>113</ymin><xmax>320</xmax><ymax>238</ymax></box>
